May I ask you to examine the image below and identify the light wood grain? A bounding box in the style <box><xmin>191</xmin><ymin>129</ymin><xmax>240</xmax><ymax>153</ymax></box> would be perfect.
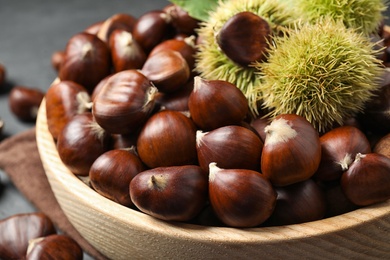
<box><xmin>36</xmin><ymin>99</ymin><xmax>390</xmax><ymax>260</ymax></box>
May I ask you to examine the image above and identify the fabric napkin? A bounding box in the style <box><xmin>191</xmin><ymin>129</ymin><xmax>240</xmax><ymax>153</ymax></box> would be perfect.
<box><xmin>0</xmin><ymin>128</ymin><xmax>108</xmax><ymax>260</ymax></box>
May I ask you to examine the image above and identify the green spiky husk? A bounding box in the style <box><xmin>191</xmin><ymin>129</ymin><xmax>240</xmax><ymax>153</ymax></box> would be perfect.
<box><xmin>194</xmin><ymin>0</ymin><xmax>300</xmax><ymax>115</ymax></box>
<box><xmin>291</xmin><ymin>0</ymin><xmax>387</xmax><ymax>35</ymax></box>
<box><xmin>255</xmin><ymin>19</ymin><xmax>384</xmax><ymax>133</ymax></box>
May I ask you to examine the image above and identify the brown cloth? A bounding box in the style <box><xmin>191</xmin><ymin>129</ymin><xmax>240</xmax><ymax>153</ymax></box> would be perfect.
<box><xmin>0</xmin><ymin>128</ymin><xmax>108</xmax><ymax>260</ymax></box>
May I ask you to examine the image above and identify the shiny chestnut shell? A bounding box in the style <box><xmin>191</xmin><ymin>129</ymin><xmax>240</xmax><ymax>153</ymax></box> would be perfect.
<box><xmin>92</xmin><ymin>70</ymin><xmax>157</xmax><ymax>134</ymax></box>
<box><xmin>315</xmin><ymin>126</ymin><xmax>371</xmax><ymax>181</ymax></box>
<box><xmin>130</xmin><ymin>165</ymin><xmax>208</xmax><ymax>221</ymax></box>
<box><xmin>45</xmin><ymin>80</ymin><xmax>90</xmax><ymax>140</ymax></box>
<box><xmin>208</xmin><ymin>163</ymin><xmax>276</xmax><ymax>228</ymax></box>
<box><xmin>188</xmin><ymin>76</ymin><xmax>249</xmax><ymax>131</ymax></box>
<box><xmin>265</xmin><ymin>179</ymin><xmax>326</xmax><ymax>226</ymax></box>
<box><xmin>341</xmin><ymin>153</ymin><xmax>390</xmax><ymax>206</ymax></box>
<box><xmin>89</xmin><ymin>149</ymin><xmax>145</xmax><ymax>207</ymax></box>
<box><xmin>196</xmin><ymin>125</ymin><xmax>263</xmax><ymax>172</ymax></box>
<box><xmin>0</xmin><ymin>213</ymin><xmax>56</xmax><ymax>260</ymax></box>
<box><xmin>26</xmin><ymin>234</ymin><xmax>83</xmax><ymax>260</ymax></box>
<box><xmin>97</xmin><ymin>13</ymin><xmax>137</xmax><ymax>43</ymax></box>
<box><xmin>261</xmin><ymin>114</ymin><xmax>321</xmax><ymax>186</ymax></box>
<box><xmin>8</xmin><ymin>86</ymin><xmax>44</xmax><ymax>122</ymax></box>
<box><xmin>216</xmin><ymin>11</ymin><xmax>271</xmax><ymax>66</ymax></box>
<box><xmin>59</xmin><ymin>32</ymin><xmax>111</xmax><ymax>92</ymax></box>
<box><xmin>56</xmin><ymin>112</ymin><xmax>110</xmax><ymax>176</ymax></box>
<box><xmin>137</xmin><ymin>110</ymin><xmax>198</xmax><ymax>168</ymax></box>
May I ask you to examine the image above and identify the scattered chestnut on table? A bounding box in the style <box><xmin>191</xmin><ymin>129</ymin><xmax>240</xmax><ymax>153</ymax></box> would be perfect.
<box><xmin>0</xmin><ymin>63</ymin><xmax>6</xmax><ymax>86</ymax></box>
<box><xmin>26</xmin><ymin>234</ymin><xmax>83</xmax><ymax>260</ymax></box>
<box><xmin>0</xmin><ymin>213</ymin><xmax>56</xmax><ymax>260</ymax></box>
<box><xmin>8</xmin><ymin>86</ymin><xmax>45</xmax><ymax>122</ymax></box>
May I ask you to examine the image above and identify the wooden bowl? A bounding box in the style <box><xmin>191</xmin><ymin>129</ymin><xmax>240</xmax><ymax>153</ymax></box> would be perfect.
<box><xmin>36</xmin><ymin>98</ymin><xmax>390</xmax><ymax>259</ymax></box>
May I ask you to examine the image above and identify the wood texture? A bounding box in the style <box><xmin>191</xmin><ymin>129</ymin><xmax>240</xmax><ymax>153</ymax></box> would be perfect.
<box><xmin>36</xmin><ymin>99</ymin><xmax>390</xmax><ymax>260</ymax></box>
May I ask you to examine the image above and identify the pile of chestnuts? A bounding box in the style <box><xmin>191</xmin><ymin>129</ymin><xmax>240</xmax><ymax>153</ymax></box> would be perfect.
<box><xmin>44</xmin><ymin>3</ymin><xmax>390</xmax><ymax>228</ymax></box>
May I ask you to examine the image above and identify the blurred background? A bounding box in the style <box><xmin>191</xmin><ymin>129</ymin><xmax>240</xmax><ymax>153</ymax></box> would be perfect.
<box><xmin>0</xmin><ymin>0</ymin><xmax>390</xmax><ymax>259</ymax></box>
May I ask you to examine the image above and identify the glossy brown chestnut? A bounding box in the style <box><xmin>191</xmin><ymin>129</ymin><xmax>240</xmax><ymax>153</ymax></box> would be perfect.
<box><xmin>45</xmin><ymin>80</ymin><xmax>91</xmax><ymax>140</ymax></box>
<box><xmin>0</xmin><ymin>63</ymin><xmax>5</xmax><ymax>86</ymax></box>
<box><xmin>265</xmin><ymin>179</ymin><xmax>326</xmax><ymax>226</ymax></box>
<box><xmin>8</xmin><ymin>86</ymin><xmax>45</xmax><ymax>122</ymax></box>
<box><xmin>26</xmin><ymin>234</ymin><xmax>83</xmax><ymax>260</ymax></box>
<box><xmin>164</xmin><ymin>4</ymin><xmax>200</xmax><ymax>35</ymax></box>
<box><xmin>132</xmin><ymin>10</ymin><xmax>172</xmax><ymax>52</ymax></box>
<box><xmin>196</xmin><ymin>125</ymin><xmax>263</xmax><ymax>172</ymax></box>
<box><xmin>130</xmin><ymin>165</ymin><xmax>208</xmax><ymax>221</ymax></box>
<box><xmin>261</xmin><ymin>114</ymin><xmax>321</xmax><ymax>186</ymax></box>
<box><xmin>216</xmin><ymin>11</ymin><xmax>271</xmax><ymax>66</ymax></box>
<box><xmin>51</xmin><ymin>50</ymin><xmax>65</xmax><ymax>72</ymax></box>
<box><xmin>56</xmin><ymin>112</ymin><xmax>110</xmax><ymax>176</ymax></box>
<box><xmin>208</xmin><ymin>163</ymin><xmax>276</xmax><ymax>228</ymax></box>
<box><xmin>188</xmin><ymin>76</ymin><xmax>249</xmax><ymax>131</ymax></box>
<box><xmin>315</xmin><ymin>126</ymin><xmax>371</xmax><ymax>182</ymax></box>
<box><xmin>0</xmin><ymin>213</ymin><xmax>56</xmax><ymax>260</ymax></box>
<box><xmin>97</xmin><ymin>13</ymin><xmax>137</xmax><ymax>43</ymax></box>
<box><xmin>155</xmin><ymin>78</ymin><xmax>193</xmax><ymax>111</ymax></box>
<box><xmin>149</xmin><ymin>36</ymin><xmax>197</xmax><ymax>71</ymax></box>
<box><xmin>59</xmin><ymin>32</ymin><xmax>111</xmax><ymax>92</ymax></box>
<box><xmin>92</xmin><ymin>69</ymin><xmax>158</xmax><ymax>134</ymax></box>
<box><xmin>137</xmin><ymin>110</ymin><xmax>198</xmax><ymax>168</ymax></box>
<box><xmin>89</xmin><ymin>149</ymin><xmax>145</xmax><ymax>207</ymax></box>
<box><xmin>141</xmin><ymin>49</ymin><xmax>190</xmax><ymax>93</ymax></box>
<box><xmin>341</xmin><ymin>153</ymin><xmax>390</xmax><ymax>206</ymax></box>
<box><xmin>109</xmin><ymin>29</ymin><xmax>147</xmax><ymax>72</ymax></box>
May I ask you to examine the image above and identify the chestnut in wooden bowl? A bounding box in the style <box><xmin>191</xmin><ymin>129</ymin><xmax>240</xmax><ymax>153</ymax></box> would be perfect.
<box><xmin>36</xmin><ymin>97</ymin><xmax>390</xmax><ymax>259</ymax></box>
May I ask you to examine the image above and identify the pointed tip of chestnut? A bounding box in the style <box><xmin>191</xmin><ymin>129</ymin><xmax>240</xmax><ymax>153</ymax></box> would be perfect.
<box><xmin>208</xmin><ymin>162</ymin><xmax>219</xmax><ymax>181</ymax></box>
<box><xmin>196</xmin><ymin>130</ymin><xmax>206</xmax><ymax>147</ymax></box>
<box><xmin>264</xmin><ymin>117</ymin><xmax>298</xmax><ymax>145</ymax></box>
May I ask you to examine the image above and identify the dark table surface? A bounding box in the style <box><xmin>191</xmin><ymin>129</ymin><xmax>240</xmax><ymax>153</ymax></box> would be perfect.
<box><xmin>0</xmin><ymin>0</ymin><xmax>168</xmax><ymax>259</ymax></box>
<box><xmin>1</xmin><ymin>0</ymin><xmax>390</xmax><ymax>259</ymax></box>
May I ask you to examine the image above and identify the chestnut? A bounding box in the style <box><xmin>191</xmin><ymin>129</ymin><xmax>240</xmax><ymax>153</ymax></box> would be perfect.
<box><xmin>132</xmin><ymin>10</ymin><xmax>172</xmax><ymax>52</ymax></box>
<box><xmin>92</xmin><ymin>70</ymin><xmax>158</xmax><ymax>134</ymax></box>
<box><xmin>0</xmin><ymin>63</ymin><xmax>5</xmax><ymax>86</ymax></box>
<box><xmin>0</xmin><ymin>213</ymin><xmax>56</xmax><ymax>260</ymax></box>
<box><xmin>26</xmin><ymin>234</ymin><xmax>83</xmax><ymax>260</ymax></box>
<box><xmin>8</xmin><ymin>86</ymin><xmax>45</xmax><ymax>122</ymax></box>
<box><xmin>216</xmin><ymin>11</ymin><xmax>271</xmax><ymax>66</ymax></box>
<box><xmin>188</xmin><ymin>76</ymin><xmax>249</xmax><ymax>131</ymax></box>
<box><xmin>341</xmin><ymin>153</ymin><xmax>390</xmax><ymax>206</ymax></box>
<box><xmin>261</xmin><ymin>114</ymin><xmax>321</xmax><ymax>186</ymax></box>
<box><xmin>155</xmin><ymin>78</ymin><xmax>194</xmax><ymax>111</ymax></box>
<box><xmin>130</xmin><ymin>165</ymin><xmax>208</xmax><ymax>221</ymax></box>
<box><xmin>137</xmin><ymin>110</ymin><xmax>198</xmax><ymax>168</ymax></box>
<box><xmin>56</xmin><ymin>112</ymin><xmax>110</xmax><ymax>176</ymax></box>
<box><xmin>141</xmin><ymin>49</ymin><xmax>190</xmax><ymax>93</ymax></box>
<box><xmin>45</xmin><ymin>80</ymin><xmax>91</xmax><ymax>140</ymax></box>
<box><xmin>109</xmin><ymin>29</ymin><xmax>147</xmax><ymax>72</ymax></box>
<box><xmin>315</xmin><ymin>126</ymin><xmax>371</xmax><ymax>182</ymax></box>
<box><xmin>89</xmin><ymin>148</ymin><xmax>145</xmax><ymax>207</ymax></box>
<box><xmin>59</xmin><ymin>32</ymin><xmax>111</xmax><ymax>92</ymax></box>
<box><xmin>97</xmin><ymin>13</ymin><xmax>137</xmax><ymax>43</ymax></box>
<box><xmin>196</xmin><ymin>125</ymin><xmax>263</xmax><ymax>172</ymax></box>
<box><xmin>163</xmin><ymin>4</ymin><xmax>200</xmax><ymax>35</ymax></box>
<box><xmin>208</xmin><ymin>163</ymin><xmax>276</xmax><ymax>228</ymax></box>
<box><xmin>265</xmin><ymin>179</ymin><xmax>326</xmax><ymax>226</ymax></box>
<box><xmin>149</xmin><ymin>36</ymin><xmax>197</xmax><ymax>72</ymax></box>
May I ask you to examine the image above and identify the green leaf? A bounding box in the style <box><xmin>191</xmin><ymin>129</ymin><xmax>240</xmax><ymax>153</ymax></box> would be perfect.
<box><xmin>169</xmin><ymin>0</ymin><xmax>220</xmax><ymax>21</ymax></box>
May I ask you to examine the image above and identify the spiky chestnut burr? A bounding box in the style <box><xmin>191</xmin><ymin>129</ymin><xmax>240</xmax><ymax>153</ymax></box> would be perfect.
<box><xmin>256</xmin><ymin>19</ymin><xmax>384</xmax><ymax>133</ymax></box>
<box><xmin>289</xmin><ymin>0</ymin><xmax>387</xmax><ymax>35</ymax></box>
<box><xmin>194</xmin><ymin>0</ymin><xmax>300</xmax><ymax>115</ymax></box>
